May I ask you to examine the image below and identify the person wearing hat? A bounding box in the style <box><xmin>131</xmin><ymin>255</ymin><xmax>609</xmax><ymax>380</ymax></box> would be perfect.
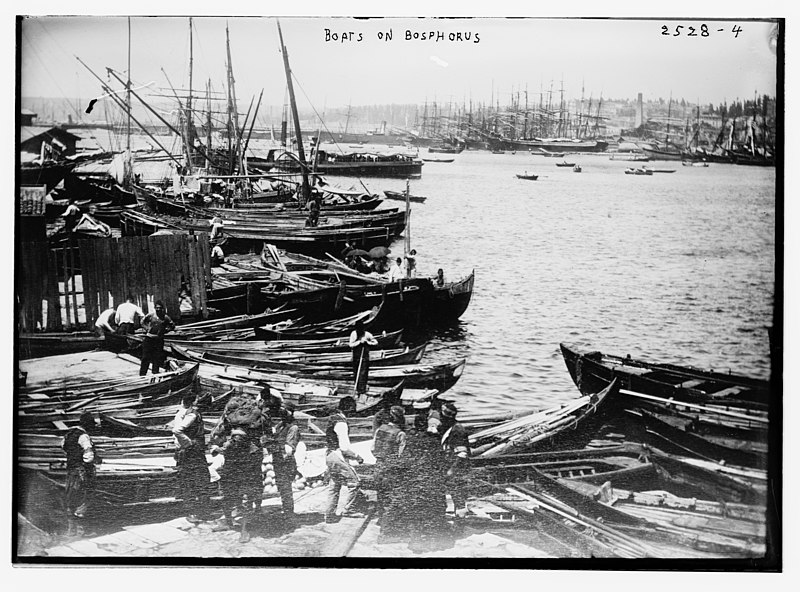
<box><xmin>324</xmin><ymin>396</ymin><xmax>365</xmax><ymax>523</ymax></box>
<box><xmin>440</xmin><ymin>401</ymin><xmax>471</xmax><ymax>527</ymax></box>
<box><xmin>267</xmin><ymin>400</ymin><xmax>302</xmax><ymax>526</ymax></box>
<box><xmin>372</xmin><ymin>405</ymin><xmax>407</xmax><ymax>535</ymax></box>
<box><xmin>172</xmin><ymin>392</ymin><xmax>210</xmax><ymax>524</ymax></box>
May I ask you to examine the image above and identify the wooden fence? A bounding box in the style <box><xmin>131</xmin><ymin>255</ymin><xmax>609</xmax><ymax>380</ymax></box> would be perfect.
<box><xmin>18</xmin><ymin>233</ymin><xmax>211</xmax><ymax>331</ymax></box>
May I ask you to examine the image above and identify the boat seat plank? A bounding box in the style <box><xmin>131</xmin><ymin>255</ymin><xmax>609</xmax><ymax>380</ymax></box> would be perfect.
<box><xmin>709</xmin><ymin>386</ymin><xmax>745</xmax><ymax>398</ymax></box>
<box><xmin>677</xmin><ymin>379</ymin><xmax>705</xmax><ymax>389</ymax></box>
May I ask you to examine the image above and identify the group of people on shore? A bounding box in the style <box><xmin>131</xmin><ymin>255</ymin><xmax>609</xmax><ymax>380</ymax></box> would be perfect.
<box><xmin>323</xmin><ymin>394</ymin><xmax>470</xmax><ymax>552</ymax></box>
<box><xmin>62</xmin><ymin>385</ymin><xmax>470</xmax><ymax>552</ymax></box>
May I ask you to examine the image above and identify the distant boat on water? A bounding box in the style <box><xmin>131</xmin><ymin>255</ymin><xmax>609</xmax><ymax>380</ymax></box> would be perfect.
<box><xmin>516</xmin><ymin>172</ymin><xmax>539</xmax><ymax>180</ymax></box>
<box><xmin>610</xmin><ymin>153</ymin><xmax>650</xmax><ymax>162</ymax></box>
<box><xmin>641</xmin><ymin>146</ymin><xmax>685</xmax><ymax>161</ymax></box>
<box><xmin>538</xmin><ymin>149</ymin><xmax>567</xmax><ymax>158</ymax></box>
<box><xmin>421</xmin><ymin>156</ymin><xmax>455</xmax><ymax>163</ymax></box>
<box><xmin>266</xmin><ymin>147</ymin><xmax>424</xmax><ymax>178</ymax></box>
<box><xmin>383</xmin><ymin>189</ymin><xmax>427</xmax><ymax>203</ymax></box>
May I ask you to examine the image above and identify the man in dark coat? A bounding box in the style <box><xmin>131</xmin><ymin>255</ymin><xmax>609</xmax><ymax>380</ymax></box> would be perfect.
<box><xmin>388</xmin><ymin>408</ymin><xmax>452</xmax><ymax>551</ymax></box>
<box><xmin>372</xmin><ymin>405</ymin><xmax>406</xmax><ymax>536</ymax></box>
<box><xmin>267</xmin><ymin>401</ymin><xmax>302</xmax><ymax>527</ymax></box>
<box><xmin>139</xmin><ymin>300</ymin><xmax>175</xmax><ymax>376</ymax></box>
<box><xmin>440</xmin><ymin>402</ymin><xmax>471</xmax><ymax>529</ymax></box>
<box><xmin>210</xmin><ymin>391</ymin><xmax>271</xmax><ymax>543</ymax></box>
<box><xmin>62</xmin><ymin>412</ymin><xmax>100</xmax><ymax>537</ymax></box>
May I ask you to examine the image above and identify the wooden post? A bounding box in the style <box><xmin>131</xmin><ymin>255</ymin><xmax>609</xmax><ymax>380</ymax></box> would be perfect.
<box><xmin>61</xmin><ymin>246</ymin><xmax>71</xmax><ymax>329</ymax></box>
<box><xmin>68</xmin><ymin>240</ymin><xmax>80</xmax><ymax>326</ymax></box>
<box><xmin>79</xmin><ymin>239</ymin><xmax>96</xmax><ymax>327</ymax></box>
<box><xmin>47</xmin><ymin>248</ymin><xmax>61</xmax><ymax>331</ymax></box>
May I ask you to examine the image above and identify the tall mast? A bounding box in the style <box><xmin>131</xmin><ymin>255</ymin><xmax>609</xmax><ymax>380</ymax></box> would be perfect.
<box><xmin>225</xmin><ymin>23</ymin><xmax>242</xmax><ymax>174</ymax></box>
<box><xmin>344</xmin><ymin>101</ymin><xmax>352</xmax><ymax>136</ymax></box>
<box><xmin>280</xmin><ymin>86</ymin><xmax>288</xmax><ymax>148</ymax></box>
<box><xmin>665</xmin><ymin>93</ymin><xmax>672</xmax><ymax>146</ymax></box>
<box><xmin>594</xmin><ymin>94</ymin><xmax>602</xmax><ymax>137</ymax></box>
<box><xmin>277</xmin><ymin>20</ymin><xmax>310</xmax><ymax>204</ymax></box>
<box><xmin>124</xmin><ymin>16</ymin><xmax>132</xmax><ymax>187</ymax></box>
<box><xmin>187</xmin><ymin>17</ymin><xmax>194</xmax><ymax>170</ymax></box>
<box><xmin>206</xmin><ymin>79</ymin><xmax>212</xmax><ymax>168</ymax></box>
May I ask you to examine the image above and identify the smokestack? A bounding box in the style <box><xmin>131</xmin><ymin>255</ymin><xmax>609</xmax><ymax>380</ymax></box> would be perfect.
<box><xmin>635</xmin><ymin>93</ymin><xmax>643</xmax><ymax>128</ymax></box>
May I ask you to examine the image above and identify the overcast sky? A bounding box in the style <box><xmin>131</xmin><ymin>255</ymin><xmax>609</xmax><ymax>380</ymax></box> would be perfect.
<box><xmin>19</xmin><ymin>13</ymin><xmax>778</xmax><ymax>113</ymax></box>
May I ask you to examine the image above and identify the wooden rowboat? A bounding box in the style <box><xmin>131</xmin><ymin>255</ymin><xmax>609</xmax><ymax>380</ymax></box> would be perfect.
<box><xmin>468</xmin><ymin>379</ymin><xmax>617</xmax><ymax>457</ymax></box>
<box><xmin>383</xmin><ymin>190</ymin><xmax>428</xmax><ymax>203</ymax></box>
<box><xmin>559</xmin><ymin>343</ymin><xmax>770</xmax><ymax>408</ymax></box>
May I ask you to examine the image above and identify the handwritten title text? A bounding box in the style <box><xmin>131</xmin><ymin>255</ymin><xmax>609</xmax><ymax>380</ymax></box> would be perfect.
<box><xmin>324</xmin><ymin>28</ymin><xmax>481</xmax><ymax>43</ymax></box>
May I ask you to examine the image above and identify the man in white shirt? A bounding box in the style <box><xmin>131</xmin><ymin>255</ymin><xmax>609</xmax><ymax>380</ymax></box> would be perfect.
<box><xmin>211</xmin><ymin>243</ymin><xmax>225</xmax><ymax>267</ymax></box>
<box><xmin>324</xmin><ymin>396</ymin><xmax>365</xmax><ymax>523</ymax></box>
<box><xmin>210</xmin><ymin>216</ymin><xmax>224</xmax><ymax>240</ymax></box>
<box><xmin>61</xmin><ymin>201</ymin><xmax>81</xmax><ymax>232</ymax></box>
<box><xmin>114</xmin><ymin>295</ymin><xmax>144</xmax><ymax>335</ymax></box>
<box><xmin>94</xmin><ymin>307</ymin><xmax>117</xmax><ymax>337</ymax></box>
<box><xmin>388</xmin><ymin>257</ymin><xmax>405</xmax><ymax>282</ymax></box>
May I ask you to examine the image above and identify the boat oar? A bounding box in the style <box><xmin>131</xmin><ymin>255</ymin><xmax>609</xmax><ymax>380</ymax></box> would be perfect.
<box><xmin>352</xmin><ymin>343</ymin><xmax>365</xmax><ymax>398</ymax></box>
<box><xmin>619</xmin><ymin>389</ymin><xmax>768</xmax><ymax>424</ymax></box>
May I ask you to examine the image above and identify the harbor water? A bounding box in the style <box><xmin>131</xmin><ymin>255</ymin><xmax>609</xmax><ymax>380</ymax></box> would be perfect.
<box><xmin>94</xmin><ymin>135</ymin><xmax>777</xmax><ymax>416</ymax></box>
<box><xmin>329</xmin><ymin>151</ymin><xmax>776</xmax><ymax>415</ymax></box>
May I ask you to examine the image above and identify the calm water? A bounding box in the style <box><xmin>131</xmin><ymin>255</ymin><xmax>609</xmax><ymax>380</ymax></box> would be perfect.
<box><xmin>327</xmin><ymin>151</ymin><xmax>776</xmax><ymax>415</ymax></box>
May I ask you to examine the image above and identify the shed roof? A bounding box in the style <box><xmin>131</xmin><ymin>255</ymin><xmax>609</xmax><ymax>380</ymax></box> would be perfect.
<box><xmin>20</xmin><ymin>126</ymin><xmax>82</xmax><ymax>144</ymax></box>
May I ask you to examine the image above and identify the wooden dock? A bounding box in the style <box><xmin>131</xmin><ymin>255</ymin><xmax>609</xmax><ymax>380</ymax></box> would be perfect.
<box><xmin>29</xmin><ymin>486</ymin><xmax>556</xmax><ymax>560</ymax></box>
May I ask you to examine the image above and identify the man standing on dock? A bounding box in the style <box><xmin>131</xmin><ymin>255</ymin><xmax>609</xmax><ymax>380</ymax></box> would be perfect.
<box><xmin>210</xmin><ymin>391</ymin><xmax>271</xmax><ymax>543</ymax></box>
<box><xmin>440</xmin><ymin>402</ymin><xmax>471</xmax><ymax>529</ymax></box>
<box><xmin>267</xmin><ymin>401</ymin><xmax>302</xmax><ymax>528</ymax></box>
<box><xmin>324</xmin><ymin>396</ymin><xmax>365</xmax><ymax>523</ymax></box>
<box><xmin>372</xmin><ymin>405</ymin><xmax>407</xmax><ymax>539</ymax></box>
<box><xmin>172</xmin><ymin>393</ymin><xmax>210</xmax><ymax>524</ymax></box>
<box><xmin>139</xmin><ymin>301</ymin><xmax>175</xmax><ymax>376</ymax></box>
<box><xmin>62</xmin><ymin>412</ymin><xmax>99</xmax><ymax>537</ymax></box>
